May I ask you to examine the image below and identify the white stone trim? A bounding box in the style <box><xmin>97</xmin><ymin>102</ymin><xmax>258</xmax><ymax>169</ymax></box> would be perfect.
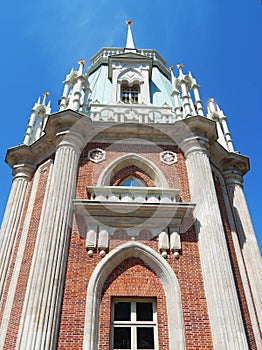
<box><xmin>160</xmin><ymin>150</ymin><xmax>178</xmax><ymax>165</ymax></box>
<box><xmin>96</xmin><ymin>153</ymin><xmax>169</xmax><ymax>188</ymax></box>
<box><xmin>88</xmin><ymin>148</ymin><xmax>106</xmax><ymax>163</ymax></box>
<box><xmin>83</xmin><ymin>241</ymin><xmax>186</xmax><ymax>350</ymax></box>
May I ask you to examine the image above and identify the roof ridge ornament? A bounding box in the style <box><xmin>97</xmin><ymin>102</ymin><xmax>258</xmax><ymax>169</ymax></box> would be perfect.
<box><xmin>125</xmin><ymin>20</ymin><xmax>135</xmax><ymax>49</ymax></box>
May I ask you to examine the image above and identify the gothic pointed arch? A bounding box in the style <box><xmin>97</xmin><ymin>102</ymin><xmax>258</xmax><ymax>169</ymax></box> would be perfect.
<box><xmin>97</xmin><ymin>153</ymin><xmax>169</xmax><ymax>188</ymax></box>
<box><xmin>82</xmin><ymin>241</ymin><xmax>186</xmax><ymax>350</ymax></box>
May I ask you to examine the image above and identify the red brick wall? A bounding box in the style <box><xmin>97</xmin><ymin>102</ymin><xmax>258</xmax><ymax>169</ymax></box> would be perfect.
<box><xmin>77</xmin><ymin>142</ymin><xmax>190</xmax><ymax>202</ymax></box>
<box><xmin>2</xmin><ymin>161</ymin><xmax>52</xmax><ymax>350</ymax></box>
<box><xmin>213</xmin><ymin>173</ymin><xmax>257</xmax><ymax>349</ymax></box>
<box><xmin>57</xmin><ymin>143</ymin><xmax>213</xmax><ymax>349</ymax></box>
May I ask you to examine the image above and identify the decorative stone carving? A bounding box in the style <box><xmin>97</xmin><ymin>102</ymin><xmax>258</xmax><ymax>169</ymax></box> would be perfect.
<box><xmin>160</xmin><ymin>150</ymin><xmax>177</xmax><ymax>165</ymax></box>
<box><xmin>88</xmin><ymin>148</ymin><xmax>106</xmax><ymax>163</ymax></box>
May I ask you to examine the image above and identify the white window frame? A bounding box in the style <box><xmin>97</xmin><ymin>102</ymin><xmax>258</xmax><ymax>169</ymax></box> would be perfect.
<box><xmin>120</xmin><ymin>83</ymin><xmax>140</xmax><ymax>104</ymax></box>
<box><xmin>111</xmin><ymin>298</ymin><xmax>159</xmax><ymax>350</ymax></box>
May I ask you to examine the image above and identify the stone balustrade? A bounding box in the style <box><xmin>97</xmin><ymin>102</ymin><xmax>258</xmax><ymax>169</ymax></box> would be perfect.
<box><xmin>90</xmin><ymin>47</ymin><xmax>167</xmax><ymax>69</ymax></box>
<box><xmin>86</xmin><ymin>186</ymin><xmax>180</xmax><ymax>204</ymax></box>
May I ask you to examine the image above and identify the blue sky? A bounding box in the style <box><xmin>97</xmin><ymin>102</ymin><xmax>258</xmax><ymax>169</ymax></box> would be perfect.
<box><xmin>0</xmin><ymin>0</ymin><xmax>261</xmax><ymax>253</ymax></box>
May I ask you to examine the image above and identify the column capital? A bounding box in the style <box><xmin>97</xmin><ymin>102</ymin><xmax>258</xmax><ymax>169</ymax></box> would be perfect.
<box><xmin>223</xmin><ymin>169</ymin><xmax>243</xmax><ymax>188</ymax></box>
<box><xmin>55</xmin><ymin>129</ymin><xmax>86</xmax><ymax>155</ymax></box>
<box><xmin>180</xmin><ymin>135</ymin><xmax>209</xmax><ymax>158</ymax></box>
<box><xmin>12</xmin><ymin>162</ymin><xmax>36</xmax><ymax>180</ymax></box>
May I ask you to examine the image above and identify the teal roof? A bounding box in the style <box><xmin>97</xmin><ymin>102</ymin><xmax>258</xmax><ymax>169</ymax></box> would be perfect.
<box><xmin>150</xmin><ymin>67</ymin><xmax>174</xmax><ymax>107</ymax></box>
<box><xmin>88</xmin><ymin>65</ymin><xmax>112</xmax><ymax>104</ymax></box>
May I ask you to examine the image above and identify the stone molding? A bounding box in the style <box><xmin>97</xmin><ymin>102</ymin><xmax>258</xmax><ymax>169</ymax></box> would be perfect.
<box><xmin>83</xmin><ymin>241</ymin><xmax>186</xmax><ymax>350</ymax></box>
<box><xmin>96</xmin><ymin>153</ymin><xmax>169</xmax><ymax>188</ymax></box>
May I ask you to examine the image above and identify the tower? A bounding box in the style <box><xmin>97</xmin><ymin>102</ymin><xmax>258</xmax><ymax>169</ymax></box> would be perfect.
<box><xmin>0</xmin><ymin>21</ymin><xmax>261</xmax><ymax>349</ymax></box>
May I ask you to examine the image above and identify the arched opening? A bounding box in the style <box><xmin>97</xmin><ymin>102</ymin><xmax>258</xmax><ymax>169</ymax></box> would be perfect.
<box><xmin>83</xmin><ymin>242</ymin><xmax>186</xmax><ymax>350</ymax></box>
<box><xmin>121</xmin><ymin>81</ymin><xmax>140</xmax><ymax>104</ymax></box>
<box><xmin>97</xmin><ymin>154</ymin><xmax>169</xmax><ymax>188</ymax></box>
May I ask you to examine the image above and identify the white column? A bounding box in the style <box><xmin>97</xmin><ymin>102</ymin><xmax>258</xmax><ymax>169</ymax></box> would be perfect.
<box><xmin>224</xmin><ymin>170</ymin><xmax>262</xmax><ymax>333</ymax></box>
<box><xmin>180</xmin><ymin>81</ymin><xmax>191</xmax><ymax>116</ymax></box>
<box><xmin>0</xmin><ymin>161</ymin><xmax>53</xmax><ymax>348</ymax></box>
<box><xmin>192</xmin><ymin>85</ymin><xmax>204</xmax><ymax>116</ymax></box>
<box><xmin>182</xmin><ymin>136</ymin><xmax>249</xmax><ymax>349</ymax></box>
<box><xmin>24</xmin><ymin>111</ymin><xmax>38</xmax><ymax>145</ymax></box>
<box><xmin>16</xmin><ymin>131</ymin><xmax>85</xmax><ymax>350</ymax></box>
<box><xmin>0</xmin><ymin>163</ymin><xmax>34</xmax><ymax>302</ymax></box>
<box><xmin>172</xmin><ymin>91</ymin><xmax>182</xmax><ymax>119</ymax></box>
<box><xmin>220</xmin><ymin>117</ymin><xmax>234</xmax><ymax>152</ymax></box>
<box><xmin>217</xmin><ymin>172</ymin><xmax>262</xmax><ymax>348</ymax></box>
<box><xmin>59</xmin><ymin>82</ymin><xmax>70</xmax><ymax>111</ymax></box>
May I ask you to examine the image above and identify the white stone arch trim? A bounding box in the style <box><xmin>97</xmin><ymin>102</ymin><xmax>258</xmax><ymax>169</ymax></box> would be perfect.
<box><xmin>97</xmin><ymin>153</ymin><xmax>169</xmax><ymax>188</ymax></box>
<box><xmin>82</xmin><ymin>241</ymin><xmax>186</xmax><ymax>350</ymax></box>
<box><xmin>117</xmin><ymin>67</ymin><xmax>144</xmax><ymax>84</ymax></box>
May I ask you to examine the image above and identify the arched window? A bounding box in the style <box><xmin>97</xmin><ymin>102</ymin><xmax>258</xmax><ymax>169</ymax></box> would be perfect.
<box><xmin>121</xmin><ymin>83</ymin><xmax>140</xmax><ymax>104</ymax></box>
<box><xmin>119</xmin><ymin>176</ymin><xmax>144</xmax><ymax>187</ymax></box>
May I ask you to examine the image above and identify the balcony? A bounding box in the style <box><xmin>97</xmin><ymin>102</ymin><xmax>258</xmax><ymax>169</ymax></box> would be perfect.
<box><xmin>73</xmin><ymin>186</ymin><xmax>195</xmax><ymax>230</ymax></box>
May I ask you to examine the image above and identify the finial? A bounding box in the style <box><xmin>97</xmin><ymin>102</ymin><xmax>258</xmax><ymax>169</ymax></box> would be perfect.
<box><xmin>42</xmin><ymin>91</ymin><xmax>49</xmax><ymax>105</ymax></box>
<box><xmin>78</xmin><ymin>59</ymin><xmax>85</xmax><ymax>67</ymax></box>
<box><xmin>207</xmin><ymin>97</ymin><xmax>217</xmax><ymax>113</ymax></box>
<box><xmin>169</xmin><ymin>65</ymin><xmax>174</xmax><ymax>71</ymax></box>
<box><xmin>177</xmin><ymin>63</ymin><xmax>183</xmax><ymax>70</ymax></box>
<box><xmin>125</xmin><ymin>19</ymin><xmax>135</xmax><ymax>49</ymax></box>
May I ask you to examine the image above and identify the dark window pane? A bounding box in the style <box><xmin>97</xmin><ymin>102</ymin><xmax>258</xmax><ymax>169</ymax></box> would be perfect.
<box><xmin>137</xmin><ymin>327</ymin><xmax>154</xmax><ymax>349</ymax></box>
<box><xmin>136</xmin><ymin>302</ymin><xmax>153</xmax><ymax>321</ymax></box>
<box><xmin>114</xmin><ymin>302</ymin><xmax>131</xmax><ymax>321</ymax></box>
<box><xmin>114</xmin><ymin>327</ymin><xmax>131</xmax><ymax>349</ymax></box>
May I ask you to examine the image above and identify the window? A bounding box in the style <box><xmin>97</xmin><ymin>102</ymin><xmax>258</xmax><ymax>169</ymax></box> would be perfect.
<box><xmin>111</xmin><ymin>299</ymin><xmax>158</xmax><ymax>350</ymax></box>
<box><xmin>121</xmin><ymin>84</ymin><xmax>140</xmax><ymax>103</ymax></box>
<box><xmin>119</xmin><ymin>176</ymin><xmax>144</xmax><ymax>187</ymax></box>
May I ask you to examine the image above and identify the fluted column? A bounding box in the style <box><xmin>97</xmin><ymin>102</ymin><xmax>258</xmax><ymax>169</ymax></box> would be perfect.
<box><xmin>224</xmin><ymin>170</ymin><xmax>262</xmax><ymax>332</ymax></box>
<box><xmin>182</xmin><ymin>136</ymin><xmax>248</xmax><ymax>349</ymax></box>
<box><xmin>15</xmin><ymin>130</ymin><xmax>85</xmax><ymax>350</ymax></box>
<box><xmin>0</xmin><ymin>163</ymin><xmax>35</xmax><ymax>301</ymax></box>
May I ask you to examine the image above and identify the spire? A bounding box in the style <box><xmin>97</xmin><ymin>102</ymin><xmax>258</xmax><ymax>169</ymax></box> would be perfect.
<box><xmin>125</xmin><ymin>20</ymin><xmax>135</xmax><ymax>49</ymax></box>
<box><xmin>169</xmin><ymin>66</ymin><xmax>176</xmax><ymax>87</ymax></box>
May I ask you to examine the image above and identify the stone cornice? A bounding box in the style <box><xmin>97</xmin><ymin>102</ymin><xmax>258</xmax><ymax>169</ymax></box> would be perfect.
<box><xmin>5</xmin><ymin>112</ymin><xmax>250</xmax><ymax>178</ymax></box>
<box><xmin>174</xmin><ymin>116</ymin><xmax>250</xmax><ymax>175</ymax></box>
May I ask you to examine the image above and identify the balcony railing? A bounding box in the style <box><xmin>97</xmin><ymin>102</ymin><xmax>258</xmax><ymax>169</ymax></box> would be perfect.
<box><xmin>86</xmin><ymin>186</ymin><xmax>179</xmax><ymax>204</ymax></box>
<box><xmin>73</xmin><ymin>186</ymin><xmax>195</xmax><ymax>229</ymax></box>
